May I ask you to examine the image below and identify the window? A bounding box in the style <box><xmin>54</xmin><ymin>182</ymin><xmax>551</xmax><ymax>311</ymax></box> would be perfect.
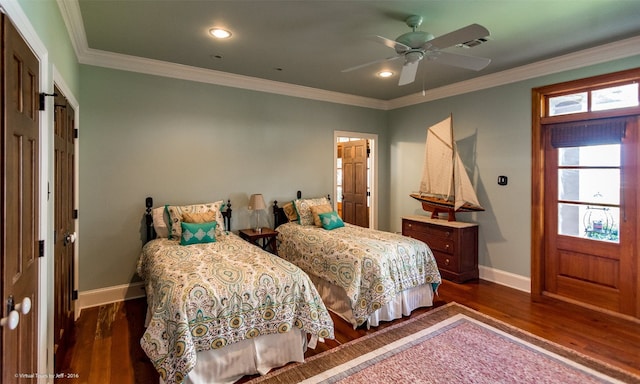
<box><xmin>557</xmin><ymin>144</ymin><xmax>620</xmax><ymax>242</ymax></box>
<box><xmin>548</xmin><ymin>83</ymin><xmax>638</xmax><ymax>117</ymax></box>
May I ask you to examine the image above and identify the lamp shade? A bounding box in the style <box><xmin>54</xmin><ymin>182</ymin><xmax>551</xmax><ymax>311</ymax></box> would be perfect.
<box><xmin>248</xmin><ymin>194</ymin><xmax>266</xmax><ymax>211</ymax></box>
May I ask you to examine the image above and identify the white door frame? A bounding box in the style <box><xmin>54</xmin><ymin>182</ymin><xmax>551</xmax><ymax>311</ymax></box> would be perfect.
<box><xmin>334</xmin><ymin>131</ymin><xmax>378</xmax><ymax>229</ymax></box>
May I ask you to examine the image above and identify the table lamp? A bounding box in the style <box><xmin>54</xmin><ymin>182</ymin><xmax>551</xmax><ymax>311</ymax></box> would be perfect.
<box><xmin>248</xmin><ymin>193</ymin><xmax>267</xmax><ymax>232</ymax></box>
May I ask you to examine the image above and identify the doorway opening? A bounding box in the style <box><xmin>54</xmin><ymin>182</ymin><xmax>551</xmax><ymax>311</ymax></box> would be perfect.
<box><xmin>334</xmin><ymin>131</ymin><xmax>377</xmax><ymax>229</ymax></box>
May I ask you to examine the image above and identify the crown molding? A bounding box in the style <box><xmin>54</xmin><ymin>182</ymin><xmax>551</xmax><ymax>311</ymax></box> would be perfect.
<box><xmin>77</xmin><ymin>47</ymin><xmax>388</xmax><ymax>110</ymax></box>
<box><xmin>58</xmin><ymin>0</ymin><xmax>640</xmax><ymax>111</ymax></box>
<box><xmin>56</xmin><ymin>0</ymin><xmax>89</xmax><ymax>57</ymax></box>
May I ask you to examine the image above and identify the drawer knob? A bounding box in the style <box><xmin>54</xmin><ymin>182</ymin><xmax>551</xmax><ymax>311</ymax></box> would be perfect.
<box><xmin>444</xmin><ymin>258</ymin><xmax>450</xmax><ymax>266</ymax></box>
<box><xmin>445</xmin><ymin>231</ymin><xmax>451</xmax><ymax>237</ymax></box>
<box><xmin>408</xmin><ymin>223</ymin><xmax>412</xmax><ymax>228</ymax></box>
<box><xmin>445</xmin><ymin>244</ymin><xmax>450</xmax><ymax>250</ymax></box>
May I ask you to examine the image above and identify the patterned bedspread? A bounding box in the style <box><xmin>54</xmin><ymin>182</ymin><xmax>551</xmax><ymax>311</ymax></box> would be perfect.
<box><xmin>137</xmin><ymin>232</ymin><xmax>334</xmax><ymax>384</ymax></box>
<box><xmin>276</xmin><ymin>222</ymin><xmax>441</xmax><ymax>326</ymax></box>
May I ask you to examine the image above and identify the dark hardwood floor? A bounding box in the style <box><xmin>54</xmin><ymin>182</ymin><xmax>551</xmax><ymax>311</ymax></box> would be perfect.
<box><xmin>55</xmin><ymin>279</ymin><xmax>640</xmax><ymax>383</ymax></box>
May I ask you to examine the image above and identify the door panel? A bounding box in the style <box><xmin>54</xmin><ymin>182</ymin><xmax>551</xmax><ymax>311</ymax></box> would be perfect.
<box><xmin>2</xmin><ymin>14</ymin><xmax>40</xmax><ymax>382</ymax></box>
<box><xmin>54</xmin><ymin>89</ymin><xmax>75</xmax><ymax>368</ymax></box>
<box><xmin>341</xmin><ymin>139</ymin><xmax>368</xmax><ymax>227</ymax></box>
<box><xmin>543</xmin><ymin>117</ymin><xmax>637</xmax><ymax>316</ymax></box>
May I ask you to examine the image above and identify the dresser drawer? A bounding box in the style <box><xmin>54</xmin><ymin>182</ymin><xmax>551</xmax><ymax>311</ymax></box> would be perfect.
<box><xmin>426</xmin><ymin>236</ymin><xmax>454</xmax><ymax>255</ymax></box>
<box><xmin>432</xmin><ymin>250</ymin><xmax>459</xmax><ymax>272</ymax></box>
<box><xmin>403</xmin><ymin>221</ymin><xmax>454</xmax><ymax>239</ymax></box>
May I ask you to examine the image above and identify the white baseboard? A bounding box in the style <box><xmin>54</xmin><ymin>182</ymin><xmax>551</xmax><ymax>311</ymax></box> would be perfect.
<box><xmin>74</xmin><ymin>267</ymin><xmax>530</xmax><ymax>318</ymax></box>
<box><xmin>479</xmin><ymin>265</ymin><xmax>531</xmax><ymax>293</ymax></box>
<box><xmin>75</xmin><ymin>281</ymin><xmax>146</xmax><ymax>318</ymax></box>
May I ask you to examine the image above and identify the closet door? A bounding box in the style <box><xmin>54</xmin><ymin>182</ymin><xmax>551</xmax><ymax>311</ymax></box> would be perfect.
<box><xmin>54</xmin><ymin>88</ymin><xmax>75</xmax><ymax>369</ymax></box>
<box><xmin>1</xmin><ymin>14</ymin><xmax>40</xmax><ymax>381</ymax></box>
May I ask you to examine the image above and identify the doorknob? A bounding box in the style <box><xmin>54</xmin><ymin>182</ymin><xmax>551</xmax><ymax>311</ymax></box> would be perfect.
<box><xmin>2</xmin><ymin>296</ymin><xmax>20</xmax><ymax>330</ymax></box>
<box><xmin>0</xmin><ymin>310</ymin><xmax>19</xmax><ymax>330</ymax></box>
<box><xmin>64</xmin><ymin>232</ymin><xmax>76</xmax><ymax>246</ymax></box>
<box><xmin>15</xmin><ymin>297</ymin><xmax>31</xmax><ymax>315</ymax></box>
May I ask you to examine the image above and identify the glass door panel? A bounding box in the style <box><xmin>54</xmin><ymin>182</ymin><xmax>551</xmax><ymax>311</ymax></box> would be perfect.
<box><xmin>557</xmin><ymin>144</ymin><xmax>620</xmax><ymax>243</ymax></box>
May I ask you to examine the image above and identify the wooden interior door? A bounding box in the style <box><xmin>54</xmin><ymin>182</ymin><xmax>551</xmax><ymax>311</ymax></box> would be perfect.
<box><xmin>543</xmin><ymin>117</ymin><xmax>638</xmax><ymax>316</ymax></box>
<box><xmin>54</xmin><ymin>88</ymin><xmax>75</xmax><ymax>368</ymax></box>
<box><xmin>341</xmin><ymin>139</ymin><xmax>369</xmax><ymax>227</ymax></box>
<box><xmin>1</xmin><ymin>14</ymin><xmax>40</xmax><ymax>381</ymax></box>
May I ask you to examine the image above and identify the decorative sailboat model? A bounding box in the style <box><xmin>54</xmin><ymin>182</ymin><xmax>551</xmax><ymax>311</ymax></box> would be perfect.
<box><xmin>410</xmin><ymin>114</ymin><xmax>484</xmax><ymax>221</ymax></box>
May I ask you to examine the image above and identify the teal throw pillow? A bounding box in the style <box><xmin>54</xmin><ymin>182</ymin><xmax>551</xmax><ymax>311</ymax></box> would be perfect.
<box><xmin>180</xmin><ymin>221</ymin><xmax>217</xmax><ymax>245</ymax></box>
<box><xmin>318</xmin><ymin>211</ymin><xmax>344</xmax><ymax>230</ymax></box>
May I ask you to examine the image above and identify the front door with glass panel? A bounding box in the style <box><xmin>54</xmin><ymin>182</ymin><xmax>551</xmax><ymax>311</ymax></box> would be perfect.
<box><xmin>543</xmin><ymin>117</ymin><xmax>638</xmax><ymax>315</ymax></box>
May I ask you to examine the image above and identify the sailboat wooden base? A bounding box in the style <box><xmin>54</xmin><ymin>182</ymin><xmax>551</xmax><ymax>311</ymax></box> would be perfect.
<box><xmin>410</xmin><ymin>193</ymin><xmax>484</xmax><ymax>222</ymax></box>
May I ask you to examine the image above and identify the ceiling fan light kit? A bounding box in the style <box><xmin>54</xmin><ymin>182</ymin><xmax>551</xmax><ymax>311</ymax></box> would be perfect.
<box><xmin>343</xmin><ymin>15</ymin><xmax>491</xmax><ymax>87</ymax></box>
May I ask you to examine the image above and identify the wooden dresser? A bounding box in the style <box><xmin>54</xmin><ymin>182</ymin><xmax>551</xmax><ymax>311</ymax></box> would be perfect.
<box><xmin>402</xmin><ymin>215</ymin><xmax>479</xmax><ymax>283</ymax></box>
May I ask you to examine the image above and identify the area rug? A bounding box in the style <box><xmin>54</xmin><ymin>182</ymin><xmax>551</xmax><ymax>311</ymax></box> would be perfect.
<box><xmin>248</xmin><ymin>302</ymin><xmax>640</xmax><ymax>384</ymax></box>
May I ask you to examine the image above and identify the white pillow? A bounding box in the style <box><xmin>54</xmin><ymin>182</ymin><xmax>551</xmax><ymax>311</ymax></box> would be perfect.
<box><xmin>152</xmin><ymin>206</ymin><xmax>170</xmax><ymax>238</ymax></box>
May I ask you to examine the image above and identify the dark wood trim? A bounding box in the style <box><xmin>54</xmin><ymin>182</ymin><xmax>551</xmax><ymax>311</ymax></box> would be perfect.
<box><xmin>530</xmin><ymin>68</ymin><xmax>640</xmax><ymax>317</ymax></box>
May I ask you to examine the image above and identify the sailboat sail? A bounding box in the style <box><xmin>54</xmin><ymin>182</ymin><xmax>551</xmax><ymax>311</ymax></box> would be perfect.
<box><xmin>411</xmin><ymin>115</ymin><xmax>483</xmax><ymax>220</ymax></box>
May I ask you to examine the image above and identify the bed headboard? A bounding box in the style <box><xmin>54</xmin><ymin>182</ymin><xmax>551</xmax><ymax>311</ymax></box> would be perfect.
<box><xmin>273</xmin><ymin>191</ymin><xmax>332</xmax><ymax>228</ymax></box>
<box><xmin>145</xmin><ymin>197</ymin><xmax>232</xmax><ymax>243</ymax></box>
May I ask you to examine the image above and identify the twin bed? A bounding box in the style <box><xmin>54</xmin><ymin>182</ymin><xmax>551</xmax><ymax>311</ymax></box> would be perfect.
<box><xmin>273</xmin><ymin>192</ymin><xmax>441</xmax><ymax>328</ymax></box>
<box><xmin>137</xmin><ymin>193</ymin><xmax>441</xmax><ymax>383</ymax></box>
<box><xmin>137</xmin><ymin>198</ymin><xmax>333</xmax><ymax>384</ymax></box>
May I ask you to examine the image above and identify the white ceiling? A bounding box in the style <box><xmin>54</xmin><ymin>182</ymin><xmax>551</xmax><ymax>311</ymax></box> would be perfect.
<box><xmin>61</xmin><ymin>1</ymin><xmax>640</xmax><ymax>109</ymax></box>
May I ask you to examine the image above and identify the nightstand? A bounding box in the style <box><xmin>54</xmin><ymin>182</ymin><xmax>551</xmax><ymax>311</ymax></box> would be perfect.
<box><xmin>238</xmin><ymin>227</ymin><xmax>279</xmax><ymax>255</ymax></box>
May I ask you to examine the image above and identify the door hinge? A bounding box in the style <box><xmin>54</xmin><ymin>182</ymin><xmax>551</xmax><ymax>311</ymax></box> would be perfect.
<box><xmin>72</xmin><ymin>290</ymin><xmax>78</xmax><ymax>301</ymax></box>
<box><xmin>73</xmin><ymin>209</ymin><xmax>79</xmax><ymax>219</ymax></box>
<box><xmin>38</xmin><ymin>240</ymin><xmax>45</xmax><ymax>257</ymax></box>
<box><xmin>39</xmin><ymin>92</ymin><xmax>57</xmax><ymax>111</ymax></box>
<box><xmin>74</xmin><ymin>128</ymin><xmax>79</xmax><ymax>139</ymax></box>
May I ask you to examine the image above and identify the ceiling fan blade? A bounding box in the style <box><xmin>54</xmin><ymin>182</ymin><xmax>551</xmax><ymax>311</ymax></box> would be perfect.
<box><xmin>428</xmin><ymin>51</ymin><xmax>491</xmax><ymax>71</ymax></box>
<box><xmin>426</xmin><ymin>23</ymin><xmax>490</xmax><ymax>50</ymax></box>
<box><xmin>398</xmin><ymin>60</ymin><xmax>419</xmax><ymax>86</ymax></box>
<box><xmin>374</xmin><ymin>35</ymin><xmax>410</xmax><ymax>53</ymax></box>
<box><xmin>342</xmin><ymin>55</ymin><xmax>402</xmax><ymax>73</ymax></box>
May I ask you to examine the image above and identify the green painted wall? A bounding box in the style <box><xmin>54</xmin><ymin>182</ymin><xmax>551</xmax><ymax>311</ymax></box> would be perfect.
<box><xmin>18</xmin><ymin>0</ymin><xmax>80</xmax><ymax>97</ymax></box>
<box><xmin>78</xmin><ymin>65</ymin><xmax>388</xmax><ymax>290</ymax></box>
<box><xmin>388</xmin><ymin>55</ymin><xmax>640</xmax><ymax>277</ymax></box>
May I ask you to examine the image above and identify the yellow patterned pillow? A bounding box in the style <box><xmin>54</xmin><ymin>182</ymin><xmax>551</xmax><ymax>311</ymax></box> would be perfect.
<box><xmin>311</xmin><ymin>204</ymin><xmax>333</xmax><ymax>227</ymax></box>
<box><xmin>282</xmin><ymin>201</ymin><xmax>298</xmax><ymax>222</ymax></box>
<box><xmin>182</xmin><ymin>211</ymin><xmax>218</xmax><ymax>223</ymax></box>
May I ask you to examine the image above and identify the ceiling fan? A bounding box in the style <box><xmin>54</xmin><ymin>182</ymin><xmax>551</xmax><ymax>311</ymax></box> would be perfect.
<box><xmin>343</xmin><ymin>15</ymin><xmax>491</xmax><ymax>86</ymax></box>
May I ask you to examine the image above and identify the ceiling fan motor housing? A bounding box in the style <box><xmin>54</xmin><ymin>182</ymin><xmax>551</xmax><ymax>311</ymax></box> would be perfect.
<box><xmin>395</xmin><ymin>31</ymin><xmax>434</xmax><ymax>51</ymax></box>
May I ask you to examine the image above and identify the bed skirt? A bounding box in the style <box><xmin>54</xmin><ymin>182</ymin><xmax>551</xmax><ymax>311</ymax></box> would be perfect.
<box><xmin>158</xmin><ymin>329</ymin><xmax>307</xmax><ymax>384</ymax></box>
<box><xmin>309</xmin><ymin>274</ymin><xmax>434</xmax><ymax>329</ymax></box>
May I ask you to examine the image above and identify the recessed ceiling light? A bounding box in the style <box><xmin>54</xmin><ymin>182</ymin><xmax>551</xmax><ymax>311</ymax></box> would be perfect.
<box><xmin>377</xmin><ymin>70</ymin><xmax>394</xmax><ymax>78</ymax></box>
<box><xmin>209</xmin><ymin>28</ymin><xmax>232</xmax><ymax>39</ymax></box>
